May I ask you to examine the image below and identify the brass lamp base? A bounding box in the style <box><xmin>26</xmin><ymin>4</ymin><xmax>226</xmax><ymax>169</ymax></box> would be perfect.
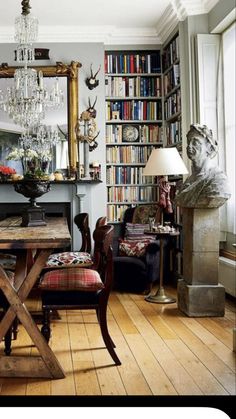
<box><xmin>145</xmin><ymin>287</ymin><xmax>176</xmax><ymax>304</ymax></box>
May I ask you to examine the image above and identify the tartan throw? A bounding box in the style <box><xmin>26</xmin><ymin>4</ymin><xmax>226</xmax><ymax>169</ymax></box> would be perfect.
<box><xmin>119</xmin><ymin>238</ymin><xmax>155</xmax><ymax>257</ymax></box>
<box><xmin>39</xmin><ymin>268</ymin><xmax>105</xmax><ymax>291</ymax></box>
<box><xmin>45</xmin><ymin>251</ymin><xmax>93</xmax><ymax>268</ymax></box>
<box><xmin>0</xmin><ymin>253</ymin><xmax>16</xmax><ymax>270</ymax></box>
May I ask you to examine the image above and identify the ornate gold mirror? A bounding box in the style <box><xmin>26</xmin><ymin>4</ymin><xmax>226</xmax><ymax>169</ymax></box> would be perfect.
<box><xmin>0</xmin><ymin>61</ymin><xmax>81</xmax><ymax>173</ymax></box>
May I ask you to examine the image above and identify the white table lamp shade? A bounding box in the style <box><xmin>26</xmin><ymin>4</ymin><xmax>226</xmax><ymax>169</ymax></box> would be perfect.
<box><xmin>143</xmin><ymin>147</ymin><xmax>188</xmax><ymax>176</ymax></box>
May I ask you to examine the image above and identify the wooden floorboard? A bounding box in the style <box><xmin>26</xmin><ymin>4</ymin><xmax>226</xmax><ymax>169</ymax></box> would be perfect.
<box><xmin>0</xmin><ymin>287</ymin><xmax>235</xmax><ymax>396</ymax></box>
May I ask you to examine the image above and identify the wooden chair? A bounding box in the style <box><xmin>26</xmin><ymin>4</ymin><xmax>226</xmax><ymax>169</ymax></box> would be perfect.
<box><xmin>39</xmin><ymin>224</ymin><xmax>121</xmax><ymax>366</ymax></box>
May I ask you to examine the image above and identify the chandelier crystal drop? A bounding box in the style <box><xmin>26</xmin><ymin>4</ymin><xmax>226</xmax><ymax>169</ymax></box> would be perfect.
<box><xmin>15</xmin><ymin>9</ymin><xmax>38</xmax><ymax>63</ymax></box>
<box><xmin>0</xmin><ymin>0</ymin><xmax>63</xmax><ymax>142</ymax></box>
<box><xmin>20</xmin><ymin>125</ymin><xmax>60</xmax><ymax>150</ymax></box>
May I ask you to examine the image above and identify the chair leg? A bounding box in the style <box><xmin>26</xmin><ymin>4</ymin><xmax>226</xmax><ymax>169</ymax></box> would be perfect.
<box><xmin>4</xmin><ymin>325</ymin><xmax>13</xmax><ymax>356</ymax></box>
<box><xmin>41</xmin><ymin>309</ymin><xmax>51</xmax><ymax>342</ymax></box>
<box><xmin>12</xmin><ymin>318</ymin><xmax>18</xmax><ymax>340</ymax></box>
<box><xmin>96</xmin><ymin>307</ymin><xmax>116</xmax><ymax>348</ymax></box>
<box><xmin>98</xmin><ymin>305</ymin><xmax>121</xmax><ymax>365</ymax></box>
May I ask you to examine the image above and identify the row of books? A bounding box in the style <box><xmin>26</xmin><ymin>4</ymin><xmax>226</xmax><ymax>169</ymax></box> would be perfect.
<box><xmin>106</xmin><ymin>145</ymin><xmax>152</xmax><ymax>164</ymax></box>
<box><xmin>164</xmin><ymin>90</ymin><xmax>181</xmax><ymax>119</ymax></box>
<box><xmin>105</xmin><ymin>76</ymin><xmax>162</xmax><ymax>98</ymax></box>
<box><xmin>166</xmin><ymin>119</ymin><xmax>182</xmax><ymax>145</ymax></box>
<box><xmin>106</xmin><ymin>100</ymin><xmax>162</xmax><ymax>121</ymax></box>
<box><xmin>163</xmin><ymin>65</ymin><xmax>180</xmax><ymax>95</ymax></box>
<box><xmin>106</xmin><ymin>124</ymin><xmax>161</xmax><ymax>143</ymax></box>
<box><xmin>106</xmin><ymin>166</ymin><xmax>155</xmax><ymax>185</ymax></box>
<box><xmin>107</xmin><ymin>186</ymin><xmax>158</xmax><ymax>203</ymax></box>
<box><xmin>105</xmin><ymin>52</ymin><xmax>161</xmax><ymax>74</ymax></box>
<box><xmin>107</xmin><ymin>204</ymin><xmax>131</xmax><ymax>223</ymax></box>
<box><xmin>162</xmin><ymin>35</ymin><xmax>180</xmax><ymax>70</ymax></box>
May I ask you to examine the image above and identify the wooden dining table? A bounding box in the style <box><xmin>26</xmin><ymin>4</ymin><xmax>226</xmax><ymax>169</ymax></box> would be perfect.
<box><xmin>0</xmin><ymin>216</ymin><xmax>71</xmax><ymax>379</ymax></box>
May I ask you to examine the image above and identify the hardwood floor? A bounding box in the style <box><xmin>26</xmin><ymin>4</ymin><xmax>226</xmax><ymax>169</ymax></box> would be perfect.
<box><xmin>0</xmin><ymin>286</ymin><xmax>235</xmax><ymax>396</ymax></box>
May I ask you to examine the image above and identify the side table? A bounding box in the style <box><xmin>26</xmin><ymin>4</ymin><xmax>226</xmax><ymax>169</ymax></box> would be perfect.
<box><xmin>144</xmin><ymin>229</ymin><xmax>180</xmax><ymax>304</ymax></box>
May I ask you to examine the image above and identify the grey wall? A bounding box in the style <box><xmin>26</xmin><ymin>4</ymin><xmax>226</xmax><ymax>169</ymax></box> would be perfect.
<box><xmin>209</xmin><ymin>0</ymin><xmax>236</xmax><ymax>33</ymax></box>
<box><xmin>0</xmin><ymin>42</ymin><xmax>107</xmax><ymax>235</ymax></box>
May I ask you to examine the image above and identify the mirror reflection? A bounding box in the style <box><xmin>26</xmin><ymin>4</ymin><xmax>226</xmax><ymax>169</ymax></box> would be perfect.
<box><xmin>0</xmin><ymin>76</ymin><xmax>68</xmax><ymax>175</ymax></box>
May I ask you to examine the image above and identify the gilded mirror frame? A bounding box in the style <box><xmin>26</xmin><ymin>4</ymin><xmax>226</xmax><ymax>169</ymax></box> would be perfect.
<box><xmin>0</xmin><ymin>61</ymin><xmax>81</xmax><ymax>172</ymax></box>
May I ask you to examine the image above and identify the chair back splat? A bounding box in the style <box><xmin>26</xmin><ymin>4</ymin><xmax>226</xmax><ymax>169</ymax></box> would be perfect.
<box><xmin>74</xmin><ymin>213</ymin><xmax>91</xmax><ymax>253</ymax></box>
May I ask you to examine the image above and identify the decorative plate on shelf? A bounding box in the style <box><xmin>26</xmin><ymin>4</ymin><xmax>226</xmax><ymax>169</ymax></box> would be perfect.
<box><xmin>122</xmin><ymin>125</ymin><xmax>139</xmax><ymax>142</ymax></box>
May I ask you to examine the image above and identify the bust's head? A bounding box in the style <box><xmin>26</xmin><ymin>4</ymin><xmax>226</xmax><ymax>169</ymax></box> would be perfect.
<box><xmin>187</xmin><ymin>124</ymin><xmax>218</xmax><ymax>163</ymax></box>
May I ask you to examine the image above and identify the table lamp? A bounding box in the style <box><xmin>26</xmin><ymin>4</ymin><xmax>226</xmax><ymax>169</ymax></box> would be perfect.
<box><xmin>143</xmin><ymin>147</ymin><xmax>188</xmax><ymax>304</ymax></box>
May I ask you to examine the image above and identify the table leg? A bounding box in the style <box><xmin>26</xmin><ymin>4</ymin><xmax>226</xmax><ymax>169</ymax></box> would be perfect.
<box><xmin>145</xmin><ymin>238</ymin><xmax>176</xmax><ymax>304</ymax></box>
<box><xmin>0</xmin><ymin>250</ymin><xmax>65</xmax><ymax>379</ymax></box>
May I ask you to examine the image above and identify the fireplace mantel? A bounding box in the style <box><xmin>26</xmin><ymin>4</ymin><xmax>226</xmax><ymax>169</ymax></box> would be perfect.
<box><xmin>0</xmin><ymin>180</ymin><xmax>103</xmax><ymax>251</ymax></box>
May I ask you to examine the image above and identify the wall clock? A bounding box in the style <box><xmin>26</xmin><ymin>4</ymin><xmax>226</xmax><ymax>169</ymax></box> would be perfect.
<box><xmin>122</xmin><ymin>125</ymin><xmax>139</xmax><ymax>142</ymax></box>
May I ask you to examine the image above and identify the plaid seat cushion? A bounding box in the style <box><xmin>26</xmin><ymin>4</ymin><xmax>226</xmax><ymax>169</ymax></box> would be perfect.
<box><xmin>45</xmin><ymin>252</ymin><xmax>93</xmax><ymax>269</ymax></box>
<box><xmin>39</xmin><ymin>268</ymin><xmax>104</xmax><ymax>291</ymax></box>
<box><xmin>0</xmin><ymin>253</ymin><xmax>16</xmax><ymax>270</ymax></box>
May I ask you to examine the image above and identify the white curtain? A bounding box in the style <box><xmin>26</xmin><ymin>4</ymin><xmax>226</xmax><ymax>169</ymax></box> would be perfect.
<box><xmin>222</xmin><ymin>22</ymin><xmax>236</xmax><ymax>235</ymax></box>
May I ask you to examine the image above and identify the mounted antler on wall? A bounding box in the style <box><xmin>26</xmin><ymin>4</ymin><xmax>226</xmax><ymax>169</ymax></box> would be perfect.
<box><xmin>86</xmin><ymin>96</ymin><xmax>97</xmax><ymax>118</ymax></box>
<box><xmin>85</xmin><ymin>64</ymin><xmax>101</xmax><ymax>90</ymax></box>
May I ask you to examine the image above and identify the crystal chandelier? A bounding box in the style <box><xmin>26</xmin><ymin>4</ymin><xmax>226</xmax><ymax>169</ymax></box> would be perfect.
<box><xmin>0</xmin><ymin>0</ymin><xmax>63</xmax><ymax>139</ymax></box>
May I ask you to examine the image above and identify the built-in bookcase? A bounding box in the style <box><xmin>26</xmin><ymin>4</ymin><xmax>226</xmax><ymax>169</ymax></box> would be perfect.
<box><xmin>105</xmin><ymin>50</ymin><xmax>163</xmax><ymax>223</ymax></box>
<box><xmin>162</xmin><ymin>33</ymin><xmax>182</xmax><ymax>148</ymax></box>
<box><xmin>162</xmin><ymin>32</ymin><xmax>183</xmax><ymax>278</ymax></box>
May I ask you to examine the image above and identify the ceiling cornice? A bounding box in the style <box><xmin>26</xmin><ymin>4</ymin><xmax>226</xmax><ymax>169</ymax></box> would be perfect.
<box><xmin>38</xmin><ymin>26</ymin><xmax>161</xmax><ymax>45</ymax></box>
<box><xmin>0</xmin><ymin>1</ymin><xmax>219</xmax><ymax>45</ymax></box>
<box><xmin>0</xmin><ymin>25</ymin><xmax>161</xmax><ymax>45</ymax></box>
<box><xmin>156</xmin><ymin>4</ymin><xmax>183</xmax><ymax>44</ymax></box>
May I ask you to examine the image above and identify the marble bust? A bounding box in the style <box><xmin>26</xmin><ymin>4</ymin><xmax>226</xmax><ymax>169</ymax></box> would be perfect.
<box><xmin>175</xmin><ymin>124</ymin><xmax>231</xmax><ymax>208</ymax></box>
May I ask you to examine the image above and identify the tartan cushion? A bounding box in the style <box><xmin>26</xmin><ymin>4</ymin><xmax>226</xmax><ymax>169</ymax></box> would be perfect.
<box><xmin>39</xmin><ymin>268</ymin><xmax>104</xmax><ymax>291</ymax></box>
<box><xmin>119</xmin><ymin>238</ymin><xmax>155</xmax><ymax>257</ymax></box>
<box><xmin>0</xmin><ymin>253</ymin><xmax>16</xmax><ymax>270</ymax></box>
<box><xmin>45</xmin><ymin>252</ymin><xmax>93</xmax><ymax>269</ymax></box>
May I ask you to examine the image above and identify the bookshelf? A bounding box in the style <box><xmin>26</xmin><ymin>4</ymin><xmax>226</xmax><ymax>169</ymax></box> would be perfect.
<box><xmin>105</xmin><ymin>50</ymin><xmax>163</xmax><ymax>223</ymax></box>
<box><xmin>162</xmin><ymin>32</ymin><xmax>183</xmax><ymax>278</ymax></box>
<box><xmin>162</xmin><ymin>33</ymin><xmax>182</xmax><ymax>148</ymax></box>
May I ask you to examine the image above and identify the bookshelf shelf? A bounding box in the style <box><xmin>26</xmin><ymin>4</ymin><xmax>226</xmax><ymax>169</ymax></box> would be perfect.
<box><xmin>164</xmin><ymin>84</ymin><xmax>180</xmax><ymax>100</ymax></box>
<box><xmin>106</xmin><ymin>96</ymin><xmax>162</xmax><ymax>100</ymax></box>
<box><xmin>106</xmin><ymin>120</ymin><xmax>163</xmax><ymax>124</ymax></box>
<box><xmin>166</xmin><ymin>111</ymin><xmax>181</xmax><ymax>123</ymax></box>
<box><xmin>163</xmin><ymin>58</ymin><xmax>180</xmax><ymax>76</ymax></box>
<box><xmin>106</xmin><ymin>142</ymin><xmax>163</xmax><ymax>146</ymax></box>
<box><xmin>105</xmin><ymin>73</ymin><xmax>162</xmax><ymax>77</ymax></box>
<box><xmin>105</xmin><ymin>49</ymin><xmax>163</xmax><ymax>223</ymax></box>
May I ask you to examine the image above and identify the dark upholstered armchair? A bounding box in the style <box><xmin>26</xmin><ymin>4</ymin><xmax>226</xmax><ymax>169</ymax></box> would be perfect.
<box><xmin>113</xmin><ymin>205</ymin><xmax>171</xmax><ymax>294</ymax></box>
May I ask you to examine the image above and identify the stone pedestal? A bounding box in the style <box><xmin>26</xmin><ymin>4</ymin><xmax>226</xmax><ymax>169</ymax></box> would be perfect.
<box><xmin>177</xmin><ymin>208</ymin><xmax>225</xmax><ymax>316</ymax></box>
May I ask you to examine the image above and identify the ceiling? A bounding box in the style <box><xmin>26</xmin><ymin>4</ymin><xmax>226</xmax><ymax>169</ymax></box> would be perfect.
<box><xmin>0</xmin><ymin>0</ymin><xmax>219</xmax><ymax>44</ymax></box>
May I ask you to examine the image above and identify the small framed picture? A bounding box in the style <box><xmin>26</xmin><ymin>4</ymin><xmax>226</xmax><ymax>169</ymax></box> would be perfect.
<box><xmin>112</xmin><ymin>111</ymin><xmax>120</xmax><ymax>120</ymax></box>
